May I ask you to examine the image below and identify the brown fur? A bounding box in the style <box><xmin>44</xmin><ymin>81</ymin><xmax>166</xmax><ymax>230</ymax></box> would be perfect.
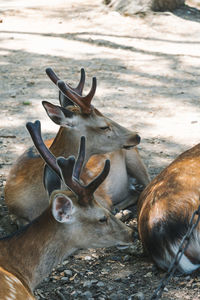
<box><xmin>138</xmin><ymin>143</ymin><xmax>200</xmax><ymax>271</ymax></box>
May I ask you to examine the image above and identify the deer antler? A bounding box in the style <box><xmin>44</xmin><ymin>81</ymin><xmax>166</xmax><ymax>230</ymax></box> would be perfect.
<box><xmin>26</xmin><ymin>120</ymin><xmax>61</xmax><ymax>178</ymax></box>
<box><xmin>57</xmin><ymin>77</ymin><xmax>96</xmax><ymax>114</ymax></box>
<box><xmin>26</xmin><ymin>121</ymin><xmax>110</xmax><ymax>205</ymax></box>
<box><xmin>46</xmin><ymin>67</ymin><xmax>96</xmax><ymax>114</ymax></box>
<box><xmin>46</xmin><ymin>67</ymin><xmax>85</xmax><ymax>95</ymax></box>
<box><xmin>57</xmin><ymin>155</ymin><xmax>110</xmax><ymax>205</ymax></box>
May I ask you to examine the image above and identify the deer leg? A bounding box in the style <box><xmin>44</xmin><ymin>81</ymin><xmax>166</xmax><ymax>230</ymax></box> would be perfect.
<box><xmin>114</xmin><ymin>192</ymin><xmax>139</xmax><ymax>211</ymax></box>
<box><xmin>125</xmin><ymin>148</ymin><xmax>150</xmax><ymax>187</ymax></box>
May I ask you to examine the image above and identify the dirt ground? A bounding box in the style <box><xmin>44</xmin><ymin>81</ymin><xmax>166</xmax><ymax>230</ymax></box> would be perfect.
<box><xmin>1</xmin><ymin>0</ymin><xmax>200</xmax><ymax>299</ymax></box>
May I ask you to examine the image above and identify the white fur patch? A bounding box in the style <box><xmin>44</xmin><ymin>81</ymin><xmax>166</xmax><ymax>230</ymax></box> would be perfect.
<box><xmin>154</xmin><ymin>238</ymin><xmax>200</xmax><ymax>273</ymax></box>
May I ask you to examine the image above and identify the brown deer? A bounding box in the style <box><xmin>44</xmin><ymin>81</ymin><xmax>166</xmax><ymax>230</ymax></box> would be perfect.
<box><xmin>5</xmin><ymin>67</ymin><xmax>149</xmax><ymax>223</ymax></box>
<box><xmin>138</xmin><ymin>143</ymin><xmax>200</xmax><ymax>274</ymax></box>
<box><xmin>0</xmin><ymin>121</ymin><xmax>133</xmax><ymax>300</ymax></box>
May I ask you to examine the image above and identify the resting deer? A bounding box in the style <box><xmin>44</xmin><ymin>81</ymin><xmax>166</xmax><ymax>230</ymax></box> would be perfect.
<box><xmin>138</xmin><ymin>143</ymin><xmax>200</xmax><ymax>274</ymax></box>
<box><xmin>5</xmin><ymin>67</ymin><xmax>149</xmax><ymax>223</ymax></box>
<box><xmin>0</xmin><ymin>121</ymin><xmax>133</xmax><ymax>300</ymax></box>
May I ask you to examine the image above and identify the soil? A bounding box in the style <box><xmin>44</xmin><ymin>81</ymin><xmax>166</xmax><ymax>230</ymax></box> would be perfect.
<box><xmin>1</xmin><ymin>0</ymin><xmax>200</xmax><ymax>299</ymax></box>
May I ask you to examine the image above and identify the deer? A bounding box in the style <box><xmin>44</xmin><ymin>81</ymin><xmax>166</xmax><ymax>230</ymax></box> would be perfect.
<box><xmin>138</xmin><ymin>143</ymin><xmax>200</xmax><ymax>274</ymax></box>
<box><xmin>0</xmin><ymin>120</ymin><xmax>133</xmax><ymax>300</ymax></box>
<box><xmin>5</xmin><ymin>67</ymin><xmax>150</xmax><ymax>223</ymax></box>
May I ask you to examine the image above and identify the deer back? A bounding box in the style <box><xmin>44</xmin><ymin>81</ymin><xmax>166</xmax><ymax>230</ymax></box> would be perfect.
<box><xmin>138</xmin><ymin>143</ymin><xmax>200</xmax><ymax>273</ymax></box>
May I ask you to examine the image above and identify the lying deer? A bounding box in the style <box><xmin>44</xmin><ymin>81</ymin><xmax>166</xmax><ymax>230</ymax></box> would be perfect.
<box><xmin>5</xmin><ymin>68</ymin><xmax>150</xmax><ymax>222</ymax></box>
<box><xmin>138</xmin><ymin>143</ymin><xmax>200</xmax><ymax>274</ymax></box>
<box><xmin>0</xmin><ymin>121</ymin><xmax>133</xmax><ymax>300</ymax></box>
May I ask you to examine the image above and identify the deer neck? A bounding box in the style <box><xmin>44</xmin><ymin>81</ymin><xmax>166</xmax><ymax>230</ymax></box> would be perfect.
<box><xmin>50</xmin><ymin>127</ymin><xmax>90</xmax><ymax>163</ymax></box>
<box><xmin>0</xmin><ymin>209</ymin><xmax>77</xmax><ymax>291</ymax></box>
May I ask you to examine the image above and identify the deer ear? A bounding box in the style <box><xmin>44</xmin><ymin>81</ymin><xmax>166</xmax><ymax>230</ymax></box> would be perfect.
<box><xmin>52</xmin><ymin>194</ymin><xmax>75</xmax><ymax>223</ymax></box>
<box><xmin>43</xmin><ymin>165</ymin><xmax>61</xmax><ymax>197</ymax></box>
<box><xmin>42</xmin><ymin>101</ymin><xmax>74</xmax><ymax>125</ymax></box>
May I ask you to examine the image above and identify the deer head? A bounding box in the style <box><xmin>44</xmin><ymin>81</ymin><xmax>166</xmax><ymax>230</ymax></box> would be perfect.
<box><xmin>26</xmin><ymin>120</ymin><xmax>133</xmax><ymax>250</ymax></box>
<box><xmin>44</xmin><ymin>67</ymin><xmax>140</xmax><ymax>157</ymax></box>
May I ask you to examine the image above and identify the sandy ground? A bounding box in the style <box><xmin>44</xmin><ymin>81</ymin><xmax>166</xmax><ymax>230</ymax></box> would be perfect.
<box><xmin>1</xmin><ymin>0</ymin><xmax>200</xmax><ymax>299</ymax></box>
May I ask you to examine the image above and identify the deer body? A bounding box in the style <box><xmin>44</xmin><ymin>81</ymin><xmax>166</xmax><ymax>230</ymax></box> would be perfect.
<box><xmin>83</xmin><ymin>148</ymin><xmax>149</xmax><ymax>210</ymax></box>
<box><xmin>138</xmin><ymin>143</ymin><xmax>200</xmax><ymax>274</ymax></box>
<box><xmin>1</xmin><ymin>124</ymin><xmax>133</xmax><ymax>299</ymax></box>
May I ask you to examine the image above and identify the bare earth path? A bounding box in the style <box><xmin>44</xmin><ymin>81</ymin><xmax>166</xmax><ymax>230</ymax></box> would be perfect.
<box><xmin>1</xmin><ymin>1</ymin><xmax>200</xmax><ymax>299</ymax></box>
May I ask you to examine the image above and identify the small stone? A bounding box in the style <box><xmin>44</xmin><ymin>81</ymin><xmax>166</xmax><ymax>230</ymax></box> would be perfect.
<box><xmin>85</xmin><ymin>255</ymin><xmax>92</xmax><ymax>260</ymax></box>
<box><xmin>61</xmin><ymin>276</ymin><xmax>69</xmax><ymax>281</ymax></box>
<box><xmin>144</xmin><ymin>272</ymin><xmax>152</xmax><ymax>278</ymax></box>
<box><xmin>57</xmin><ymin>266</ymin><xmax>65</xmax><ymax>272</ymax></box>
<box><xmin>91</xmin><ymin>279</ymin><xmax>98</xmax><ymax>284</ymax></box>
<box><xmin>114</xmin><ymin>277</ymin><xmax>122</xmax><ymax>282</ymax></box>
<box><xmin>97</xmin><ymin>281</ymin><xmax>105</xmax><ymax>287</ymax></box>
<box><xmin>121</xmin><ymin>278</ymin><xmax>130</xmax><ymax>283</ymax></box>
<box><xmin>129</xmin><ymin>292</ymin><xmax>144</xmax><ymax>300</ymax></box>
<box><xmin>62</xmin><ymin>260</ymin><xmax>69</xmax><ymax>265</ymax></box>
<box><xmin>64</xmin><ymin>270</ymin><xmax>73</xmax><ymax>276</ymax></box>
<box><xmin>109</xmin><ymin>293</ymin><xmax>119</xmax><ymax>300</ymax></box>
<box><xmin>83</xmin><ymin>280</ymin><xmax>92</xmax><ymax>288</ymax></box>
<box><xmin>82</xmin><ymin>291</ymin><xmax>93</xmax><ymax>298</ymax></box>
<box><xmin>115</xmin><ymin>209</ymin><xmax>133</xmax><ymax>222</ymax></box>
<box><xmin>123</xmin><ymin>255</ymin><xmax>130</xmax><ymax>262</ymax></box>
<box><xmin>111</xmin><ymin>256</ymin><xmax>120</xmax><ymax>261</ymax></box>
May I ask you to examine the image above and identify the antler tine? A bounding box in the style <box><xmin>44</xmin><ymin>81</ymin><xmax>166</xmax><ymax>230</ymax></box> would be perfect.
<box><xmin>57</xmin><ymin>140</ymin><xmax>110</xmax><ymax>205</ymax></box>
<box><xmin>85</xmin><ymin>160</ymin><xmax>110</xmax><ymax>196</ymax></box>
<box><xmin>56</xmin><ymin>156</ymin><xmax>83</xmax><ymax>196</ymax></box>
<box><xmin>46</xmin><ymin>67</ymin><xmax>60</xmax><ymax>85</ymax></box>
<box><xmin>84</xmin><ymin>77</ymin><xmax>96</xmax><ymax>107</ymax></box>
<box><xmin>73</xmin><ymin>136</ymin><xmax>86</xmax><ymax>180</ymax></box>
<box><xmin>46</xmin><ymin>67</ymin><xmax>85</xmax><ymax>96</ymax></box>
<box><xmin>74</xmin><ymin>68</ymin><xmax>85</xmax><ymax>95</ymax></box>
<box><xmin>26</xmin><ymin>120</ymin><xmax>61</xmax><ymax>178</ymax></box>
<box><xmin>57</xmin><ymin>77</ymin><xmax>97</xmax><ymax>115</ymax></box>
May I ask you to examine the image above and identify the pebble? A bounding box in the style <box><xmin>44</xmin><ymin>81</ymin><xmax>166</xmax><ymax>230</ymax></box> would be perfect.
<box><xmin>97</xmin><ymin>281</ymin><xmax>105</xmax><ymax>287</ymax></box>
<box><xmin>61</xmin><ymin>276</ymin><xmax>69</xmax><ymax>281</ymax></box>
<box><xmin>109</xmin><ymin>293</ymin><xmax>126</xmax><ymax>300</ymax></box>
<box><xmin>114</xmin><ymin>277</ymin><xmax>122</xmax><ymax>282</ymax></box>
<box><xmin>129</xmin><ymin>292</ymin><xmax>145</xmax><ymax>300</ymax></box>
<box><xmin>123</xmin><ymin>255</ymin><xmax>130</xmax><ymax>262</ymax></box>
<box><xmin>85</xmin><ymin>255</ymin><xmax>92</xmax><ymax>260</ymax></box>
<box><xmin>82</xmin><ymin>291</ymin><xmax>93</xmax><ymax>298</ymax></box>
<box><xmin>64</xmin><ymin>270</ymin><xmax>73</xmax><ymax>276</ymax></box>
<box><xmin>115</xmin><ymin>209</ymin><xmax>133</xmax><ymax>222</ymax></box>
<box><xmin>83</xmin><ymin>280</ymin><xmax>92</xmax><ymax>288</ymax></box>
<box><xmin>144</xmin><ymin>272</ymin><xmax>152</xmax><ymax>278</ymax></box>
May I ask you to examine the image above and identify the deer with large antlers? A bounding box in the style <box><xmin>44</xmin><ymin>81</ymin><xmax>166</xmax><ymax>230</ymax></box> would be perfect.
<box><xmin>0</xmin><ymin>121</ymin><xmax>133</xmax><ymax>300</ymax></box>
<box><xmin>5</xmin><ymin>67</ymin><xmax>149</xmax><ymax>223</ymax></box>
<box><xmin>138</xmin><ymin>143</ymin><xmax>200</xmax><ymax>274</ymax></box>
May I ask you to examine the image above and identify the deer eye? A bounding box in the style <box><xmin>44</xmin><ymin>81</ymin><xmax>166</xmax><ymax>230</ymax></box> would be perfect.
<box><xmin>100</xmin><ymin>126</ymin><xmax>110</xmax><ymax>131</ymax></box>
<box><xmin>99</xmin><ymin>216</ymin><xmax>108</xmax><ymax>223</ymax></box>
